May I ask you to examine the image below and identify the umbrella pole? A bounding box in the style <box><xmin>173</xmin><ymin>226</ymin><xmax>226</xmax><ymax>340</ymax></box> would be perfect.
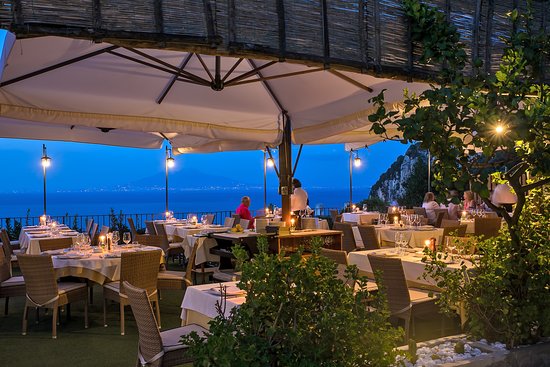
<box><xmin>279</xmin><ymin>114</ymin><xmax>292</xmax><ymax>226</ymax></box>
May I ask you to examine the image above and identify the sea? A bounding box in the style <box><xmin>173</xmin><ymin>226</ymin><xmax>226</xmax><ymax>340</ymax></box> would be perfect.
<box><xmin>0</xmin><ymin>186</ymin><xmax>372</xmax><ymax>219</ymax></box>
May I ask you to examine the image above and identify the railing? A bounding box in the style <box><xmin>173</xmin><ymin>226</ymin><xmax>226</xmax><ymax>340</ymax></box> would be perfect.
<box><xmin>0</xmin><ymin>207</ymin><xmax>338</xmax><ymax>240</ymax></box>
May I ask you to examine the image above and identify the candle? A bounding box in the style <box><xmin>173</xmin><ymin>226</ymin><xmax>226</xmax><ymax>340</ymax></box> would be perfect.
<box><xmin>39</xmin><ymin>215</ymin><xmax>46</xmax><ymax>226</ymax></box>
<box><xmin>192</xmin><ymin>216</ymin><xmax>197</xmax><ymax>224</ymax></box>
<box><xmin>165</xmin><ymin>211</ymin><xmax>171</xmax><ymax>219</ymax></box>
<box><xmin>290</xmin><ymin>218</ymin><xmax>295</xmax><ymax>227</ymax></box>
<box><xmin>99</xmin><ymin>235</ymin><xmax>106</xmax><ymax>247</ymax></box>
<box><xmin>461</xmin><ymin>210</ymin><xmax>467</xmax><ymax>219</ymax></box>
<box><xmin>424</xmin><ymin>239</ymin><xmax>431</xmax><ymax>248</ymax></box>
<box><xmin>392</xmin><ymin>206</ymin><xmax>397</xmax><ymax>213</ymax></box>
<box><xmin>394</xmin><ymin>216</ymin><xmax>398</xmax><ymax>224</ymax></box>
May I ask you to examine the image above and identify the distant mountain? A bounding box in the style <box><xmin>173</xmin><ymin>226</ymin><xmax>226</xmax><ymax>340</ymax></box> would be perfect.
<box><xmin>369</xmin><ymin>144</ymin><xmax>429</xmax><ymax>206</ymax></box>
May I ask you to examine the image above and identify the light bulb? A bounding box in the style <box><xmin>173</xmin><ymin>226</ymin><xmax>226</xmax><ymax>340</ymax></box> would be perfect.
<box><xmin>41</xmin><ymin>156</ymin><xmax>51</xmax><ymax>168</ymax></box>
<box><xmin>267</xmin><ymin>158</ymin><xmax>275</xmax><ymax>167</ymax></box>
<box><xmin>495</xmin><ymin>125</ymin><xmax>505</xmax><ymax>134</ymax></box>
<box><xmin>353</xmin><ymin>156</ymin><xmax>361</xmax><ymax>167</ymax></box>
<box><xmin>166</xmin><ymin>157</ymin><xmax>175</xmax><ymax>168</ymax></box>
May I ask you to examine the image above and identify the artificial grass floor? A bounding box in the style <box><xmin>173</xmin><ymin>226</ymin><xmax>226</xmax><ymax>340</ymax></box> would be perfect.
<box><xmin>0</xmin><ymin>266</ymin><xmax>188</xmax><ymax>367</ymax></box>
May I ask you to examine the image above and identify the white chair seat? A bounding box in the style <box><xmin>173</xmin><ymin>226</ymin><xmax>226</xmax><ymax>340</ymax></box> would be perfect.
<box><xmin>1</xmin><ymin>275</ymin><xmax>25</xmax><ymax>287</ymax></box>
<box><xmin>168</xmin><ymin>241</ymin><xmax>184</xmax><ymax>249</ymax></box>
<box><xmin>57</xmin><ymin>282</ymin><xmax>87</xmax><ymax>294</ymax></box>
<box><xmin>160</xmin><ymin>324</ymin><xmax>207</xmax><ymax>352</ymax></box>
<box><xmin>158</xmin><ymin>270</ymin><xmax>186</xmax><ymax>280</ymax></box>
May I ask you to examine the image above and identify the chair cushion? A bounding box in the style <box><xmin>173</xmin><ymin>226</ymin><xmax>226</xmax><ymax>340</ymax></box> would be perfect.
<box><xmin>158</xmin><ymin>270</ymin><xmax>186</xmax><ymax>280</ymax></box>
<box><xmin>409</xmin><ymin>288</ymin><xmax>438</xmax><ymax>304</ymax></box>
<box><xmin>1</xmin><ymin>276</ymin><xmax>25</xmax><ymax>287</ymax></box>
<box><xmin>58</xmin><ymin>282</ymin><xmax>87</xmax><ymax>294</ymax></box>
<box><xmin>160</xmin><ymin>324</ymin><xmax>207</xmax><ymax>352</ymax></box>
<box><xmin>103</xmin><ymin>281</ymin><xmax>121</xmax><ymax>293</ymax></box>
<box><xmin>168</xmin><ymin>242</ymin><xmax>184</xmax><ymax>249</ymax></box>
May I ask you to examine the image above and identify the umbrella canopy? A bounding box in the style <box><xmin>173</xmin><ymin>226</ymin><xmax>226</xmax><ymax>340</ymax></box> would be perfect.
<box><xmin>0</xmin><ymin>36</ymin><xmax>427</xmax><ymax>151</ymax></box>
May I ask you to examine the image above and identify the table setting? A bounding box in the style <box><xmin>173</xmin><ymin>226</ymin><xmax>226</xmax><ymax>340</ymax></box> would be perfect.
<box><xmin>19</xmin><ymin>222</ymin><xmax>79</xmax><ymax>254</ymax></box>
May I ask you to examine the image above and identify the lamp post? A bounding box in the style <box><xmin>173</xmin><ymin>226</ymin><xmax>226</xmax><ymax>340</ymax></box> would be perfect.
<box><xmin>165</xmin><ymin>145</ymin><xmax>175</xmax><ymax>213</ymax></box>
<box><xmin>263</xmin><ymin>150</ymin><xmax>275</xmax><ymax>211</ymax></box>
<box><xmin>349</xmin><ymin>150</ymin><xmax>361</xmax><ymax>209</ymax></box>
<box><xmin>41</xmin><ymin>144</ymin><xmax>51</xmax><ymax>215</ymax></box>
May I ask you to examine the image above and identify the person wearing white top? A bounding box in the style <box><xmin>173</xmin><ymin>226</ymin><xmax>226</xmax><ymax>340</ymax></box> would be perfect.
<box><xmin>291</xmin><ymin>178</ymin><xmax>308</xmax><ymax>213</ymax></box>
<box><xmin>422</xmin><ymin>192</ymin><xmax>440</xmax><ymax>225</ymax></box>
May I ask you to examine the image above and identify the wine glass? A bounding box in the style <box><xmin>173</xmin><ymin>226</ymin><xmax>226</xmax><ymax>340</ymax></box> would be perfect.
<box><xmin>362</xmin><ymin>204</ymin><xmax>368</xmax><ymax>212</ymax></box>
<box><xmin>123</xmin><ymin>232</ymin><xmax>131</xmax><ymax>245</ymax></box>
<box><xmin>201</xmin><ymin>214</ymin><xmax>208</xmax><ymax>226</ymax></box>
<box><xmin>112</xmin><ymin>231</ymin><xmax>120</xmax><ymax>247</ymax></box>
<box><xmin>446</xmin><ymin>237</ymin><xmax>457</xmax><ymax>262</ymax></box>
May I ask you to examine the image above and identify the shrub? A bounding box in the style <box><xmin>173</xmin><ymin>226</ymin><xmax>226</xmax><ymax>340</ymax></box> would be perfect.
<box><xmin>182</xmin><ymin>237</ymin><xmax>401</xmax><ymax>366</ymax></box>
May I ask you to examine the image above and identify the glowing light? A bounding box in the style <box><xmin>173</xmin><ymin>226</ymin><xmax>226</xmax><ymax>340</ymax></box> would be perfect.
<box><xmin>353</xmin><ymin>156</ymin><xmax>362</xmax><ymax>167</ymax></box>
<box><xmin>166</xmin><ymin>156</ymin><xmax>175</xmax><ymax>168</ymax></box>
<box><xmin>267</xmin><ymin>157</ymin><xmax>275</xmax><ymax>168</ymax></box>
<box><xmin>495</xmin><ymin>125</ymin><xmax>505</xmax><ymax>134</ymax></box>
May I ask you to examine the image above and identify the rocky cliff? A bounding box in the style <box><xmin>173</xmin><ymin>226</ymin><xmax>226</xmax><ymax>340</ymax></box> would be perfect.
<box><xmin>369</xmin><ymin>144</ymin><xmax>429</xmax><ymax>206</ymax></box>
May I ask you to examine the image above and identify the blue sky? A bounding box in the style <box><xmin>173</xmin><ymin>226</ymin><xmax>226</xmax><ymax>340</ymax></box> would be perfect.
<box><xmin>0</xmin><ymin>138</ymin><xmax>409</xmax><ymax>194</ymax></box>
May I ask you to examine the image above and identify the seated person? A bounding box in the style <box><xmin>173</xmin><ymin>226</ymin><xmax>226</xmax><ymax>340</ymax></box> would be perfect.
<box><xmin>291</xmin><ymin>178</ymin><xmax>308</xmax><ymax>214</ymax></box>
<box><xmin>446</xmin><ymin>190</ymin><xmax>460</xmax><ymax>220</ymax></box>
<box><xmin>236</xmin><ymin>196</ymin><xmax>255</xmax><ymax>229</ymax></box>
<box><xmin>422</xmin><ymin>192</ymin><xmax>439</xmax><ymax>225</ymax></box>
<box><xmin>463</xmin><ymin>191</ymin><xmax>476</xmax><ymax>211</ymax></box>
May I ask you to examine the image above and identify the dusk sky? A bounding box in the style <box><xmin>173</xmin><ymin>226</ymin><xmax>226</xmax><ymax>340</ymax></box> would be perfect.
<box><xmin>0</xmin><ymin>137</ymin><xmax>409</xmax><ymax>194</ymax></box>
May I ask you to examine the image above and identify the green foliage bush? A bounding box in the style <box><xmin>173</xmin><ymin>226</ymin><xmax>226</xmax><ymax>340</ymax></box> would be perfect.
<box><xmin>182</xmin><ymin>237</ymin><xmax>402</xmax><ymax>366</ymax></box>
<box><xmin>425</xmin><ymin>186</ymin><xmax>550</xmax><ymax>348</ymax></box>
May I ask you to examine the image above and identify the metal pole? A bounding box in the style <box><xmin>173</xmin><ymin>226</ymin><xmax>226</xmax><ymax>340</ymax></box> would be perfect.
<box><xmin>165</xmin><ymin>146</ymin><xmax>169</xmax><ymax>213</ymax></box>
<box><xmin>43</xmin><ymin>164</ymin><xmax>47</xmax><ymax>215</ymax></box>
<box><xmin>279</xmin><ymin>114</ymin><xmax>292</xmax><ymax>225</ymax></box>
<box><xmin>263</xmin><ymin>150</ymin><xmax>267</xmax><ymax>210</ymax></box>
<box><xmin>427</xmin><ymin>151</ymin><xmax>431</xmax><ymax>192</ymax></box>
<box><xmin>349</xmin><ymin>150</ymin><xmax>353</xmax><ymax>209</ymax></box>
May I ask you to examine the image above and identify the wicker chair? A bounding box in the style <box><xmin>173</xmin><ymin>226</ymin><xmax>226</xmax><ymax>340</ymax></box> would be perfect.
<box><xmin>153</xmin><ymin>223</ymin><xmax>184</xmax><ymax>262</ymax></box>
<box><xmin>127</xmin><ymin>217</ymin><xmax>139</xmax><ymax>241</ymax></box>
<box><xmin>145</xmin><ymin>221</ymin><xmax>157</xmax><ymax>235</ymax></box>
<box><xmin>84</xmin><ymin>218</ymin><xmax>94</xmax><ymax>236</ymax></box>
<box><xmin>0</xmin><ymin>229</ymin><xmax>21</xmax><ymax>265</ymax></box>
<box><xmin>368</xmin><ymin>254</ymin><xmax>440</xmax><ymax>341</ymax></box>
<box><xmin>231</xmin><ymin>214</ymin><xmax>241</xmax><ymax>226</ymax></box>
<box><xmin>89</xmin><ymin>223</ymin><xmax>98</xmax><ymax>243</ymax></box>
<box><xmin>204</xmin><ymin>214</ymin><xmax>215</xmax><ymax>225</ymax></box>
<box><xmin>17</xmin><ymin>254</ymin><xmax>88</xmax><ymax>339</ymax></box>
<box><xmin>434</xmin><ymin>209</ymin><xmax>450</xmax><ymax>228</ymax></box>
<box><xmin>440</xmin><ymin>219</ymin><xmax>460</xmax><ymax>227</ymax></box>
<box><xmin>223</xmin><ymin>217</ymin><xmax>235</xmax><ymax>228</ymax></box>
<box><xmin>413</xmin><ymin>207</ymin><xmax>427</xmax><ymax>218</ymax></box>
<box><xmin>239</xmin><ymin>219</ymin><xmax>250</xmax><ymax>229</ymax></box>
<box><xmin>320</xmin><ymin>248</ymin><xmax>377</xmax><ymax>292</ymax></box>
<box><xmin>332</xmin><ymin>222</ymin><xmax>358</xmax><ymax>253</ymax></box>
<box><xmin>103</xmin><ymin>250</ymin><xmax>162</xmax><ymax>335</ymax></box>
<box><xmin>0</xmin><ymin>244</ymin><xmax>25</xmax><ymax>315</ymax></box>
<box><xmin>38</xmin><ymin>237</ymin><xmax>73</xmax><ymax>252</ymax></box>
<box><xmin>357</xmin><ymin>225</ymin><xmax>381</xmax><ymax>250</ymax></box>
<box><xmin>441</xmin><ymin>225</ymin><xmax>468</xmax><ymax>250</ymax></box>
<box><xmin>124</xmin><ymin>281</ymin><xmax>207</xmax><ymax>367</ymax></box>
<box><xmin>329</xmin><ymin>209</ymin><xmax>342</xmax><ymax>228</ymax></box>
<box><xmin>474</xmin><ymin>217</ymin><xmax>502</xmax><ymax>239</ymax></box>
<box><xmin>157</xmin><ymin>240</ymin><xmax>198</xmax><ymax>291</ymax></box>
<box><xmin>99</xmin><ymin>225</ymin><xmax>110</xmax><ymax>236</ymax></box>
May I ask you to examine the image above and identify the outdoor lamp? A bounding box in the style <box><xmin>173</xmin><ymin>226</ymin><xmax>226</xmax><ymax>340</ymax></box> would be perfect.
<box><xmin>165</xmin><ymin>145</ymin><xmax>175</xmax><ymax>212</ymax></box>
<box><xmin>267</xmin><ymin>157</ymin><xmax>275</xmax><ymax>167</ymax></box>
<box><xmin>353</xmin><ymin>152</ymin><xmax>361</xmax><ymax>167</ymax></box>
<box><xmin>41</xmin><ymin>144</ymin><xmax>51</xmax><ymax>215</ymax></box>
<box><xmin>492</xmin><ymin>183</ymin><xmax>517</xmax><ymax>206</ymax></box>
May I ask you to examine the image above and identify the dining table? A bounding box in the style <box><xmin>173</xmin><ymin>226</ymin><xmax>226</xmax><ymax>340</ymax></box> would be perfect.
<box><xmin>374</xmin><ymin>225</ymin><xmax>444</xmax><ymax>248</ymax></box>
<box><xmin>342</xmin><ymin>211</ymin><xmax>380</xmax><ymax>225</ymax></box>
<box><xmin>50</xmin><ymin>245</ymin><xmax>165</xmax><ymax>284</ymax></box>
<box><xmin>19</xmin><ymin>225</ymin><xmax>79</xmax><ymax>254</ymax></box>
<box><xmin>180</xmin><ymin>281</ymin><xmax>246</xmax><ymax>328</ymax></box>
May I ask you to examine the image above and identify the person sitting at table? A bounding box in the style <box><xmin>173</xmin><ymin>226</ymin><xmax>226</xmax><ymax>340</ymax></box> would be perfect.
<box><xmin>463</xmin><ymin>191</ymin><xmax>476</xmax><ymax>211</ymax></box>
<box><xmin>236</xmin><ymin>196</ymin><xmax>255</xmax><ymax>229</ymax></box>
<box><xmin>446</xmin><ymin>190</ymin><xmax>460</xmax><ymax>220</ymax></box>
<box><xmin>422</xmin><ymin>192</ymin><xmax>439</xmax><ymax>225</ymax></box>
<box><xmin>291</xmin><ymin>178</ymin><xmax>309</xmax><ymax>214</ymax></box>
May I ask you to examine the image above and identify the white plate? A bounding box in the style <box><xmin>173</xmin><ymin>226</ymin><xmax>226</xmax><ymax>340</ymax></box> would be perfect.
<box><xmin>209</xmin><ymin>285</ymin><xmax>245</xmax><ymax>297</ymax></box>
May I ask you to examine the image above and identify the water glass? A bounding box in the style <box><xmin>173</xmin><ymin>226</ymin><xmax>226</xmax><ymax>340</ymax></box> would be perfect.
<box><xmin>112</xmin><ymin>231</ymin><xmax>120</xmax><ymax>246</ymax></box>
<box><xmin>362</xmin><ymin>204</ymin><xmax>368</xmax><ymax>212</ymax></box>
<box><xmin>122</xmin><ymin>232</ymin><xmax>131</xmax><ymax>245</ymax></box>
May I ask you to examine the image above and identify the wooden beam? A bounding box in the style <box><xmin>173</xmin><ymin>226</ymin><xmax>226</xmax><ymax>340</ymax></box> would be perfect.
<box><xmin>328</xmin><ymin>69</ymin><xmax>373</xmax><ymax>92</ymax></box>
<box><xmin>279</xmin><ymin>114</ymin><xmax>292</xmax><ymax>225</ymax></box>
<box><xmin>0</xmin><ymin>46</ymin><xmax>118</xmax><ymax>87</ymax></box>
<box><xmin>92</xmin><ymin>0</ymin><xmax>101</xmax><ymax>31</ymax></box>
<box><xmin>195</xmin><ymin>53</ymin><xmax>214</xmax><ymax>81</ymax></box>
<box><xmin>320</xmin><ymin>0</ymin><xmax>330</xmax><ymax>66</ymax></box>
<box><xmin>222</xmin><ymin>58</ymin><xmax>244</xmax><ymax>82</ymax></box>
<box><xmin>292</xmin><ymin>144</ymin><xmax>303</xmax><ymax>177</ymax></box>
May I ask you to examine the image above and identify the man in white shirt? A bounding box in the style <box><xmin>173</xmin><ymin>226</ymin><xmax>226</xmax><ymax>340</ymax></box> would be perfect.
<box><xmin>291</xmin><ymin>178</ymin><xmax>308</xmax><ymax>213</ymax></box>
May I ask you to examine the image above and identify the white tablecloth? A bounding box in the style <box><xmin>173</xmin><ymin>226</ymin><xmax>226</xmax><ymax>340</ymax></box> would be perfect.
<box><xmin>186</xmin><ymin>236</ymin><xmax>221</xmax><ymax>265</ymax></box>
<box><xmin>51</xmin><ymin>246</ymin><xmax>164</xmax><ymax>284</ymax></box>
<box><xmin>348</xmin><ymin>249</ymin><xmax>467</xmax><ymax>289</ymax></box>
<box><xmin>180</xmin><ymin>282</ymin><xmax>246</xmax><ymax>322</ymax></box>
<box><xmin>342</xmin><ymin>212</ymin><xmax>380</xmax><ymax>225</ymax></box>
<box><xmin>19</xmin><ymin>226</ymin><xmax>77</xmax><ymax>254</ymax></box>
<box><xmin>375</xmin><ymin>226</ymin><xmax>444</xmax><ymax>248</ymax></box>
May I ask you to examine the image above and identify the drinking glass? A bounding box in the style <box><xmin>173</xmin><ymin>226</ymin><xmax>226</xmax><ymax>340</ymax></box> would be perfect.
<box><xmin>123</xmin><ymin>232</ymin><xmax>131</xmax><ymax>245</ymax></box>
<box><xmin>446</xmin><ymin>237</ymin><xmax>457</xmax><ymax>262</ymax></box>
<box><xmin>112</xmin><ymin>231</ymin><xmax>120</xmax><ymax>246</ymax></box>
<box><xmin>362</xmin><ymin>204</ymin><xmax>368</xmax><ymax>212</ymax></box>
<box><xmin>201</xmin><ymin>214</ymin><xmax>208</xmax><ymax>226</ymax></box>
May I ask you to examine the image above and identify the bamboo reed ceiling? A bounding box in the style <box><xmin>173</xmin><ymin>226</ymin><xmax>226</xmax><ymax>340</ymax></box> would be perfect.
<box><xmin>1</xmin><ymin>0</ymin><xmax>548</xmax><ymax>82</ymax></box>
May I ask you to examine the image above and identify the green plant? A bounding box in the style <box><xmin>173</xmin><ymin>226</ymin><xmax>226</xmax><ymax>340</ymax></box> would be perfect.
<box><xmin>424</xmin><ymin>186</ymin><xmax>550</xmax><ymax>348</ymax></box>
<box><xmin>109</xmin><ymin>209</ymin><xmax>130</xmax><ymax>235</ymax></box>
<box><xmin>231</xmin><ymin>244</ymin><xmax>249</xmax><ymax>272</ymax></box>
<box><xmin>182</xmin><ymin>237</ymin><xmax>401</xmax><ymax>366</ymax></box>
<box><xmin>5</xmin><ymin>218</ymin><xmax>22</xmax><ymax>241</ymax></box>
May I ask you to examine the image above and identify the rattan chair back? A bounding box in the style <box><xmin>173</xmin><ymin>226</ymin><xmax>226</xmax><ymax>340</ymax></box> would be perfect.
<box><xmin>357</xmin><ymin>225</ymin><xmax>381</xmax><ymax>250</ymax></box>
<box><xmin>320</xmin><ymin>248</ymin><xmax>348</xmax><ymax>265</ymax></box>
<box><xmin>17</xmin><ymin>254</ymin><xmax>58</xmax><ymax>306</ymax></box>
<box><xmin>38</xmin><ymin>237</ymin><xmax>73</xmax><ymax>252</ymax></box>
<box><xmin>89</xmin><ymin>223</ymin><xmax>98</xmax><ymax>240</ymax></box>
<box><xmin>205</xmin><ymin>214</ymin><xmax>215</xmax><ymax>225</ymax></box>
<box><xmin>434</xmin><ymin>209</ymin><xmax>449</xmax><ymax>228</ymax></box>
<box><xmin>223</xmin><ymin>217</ymin><xmax>235</xmax><ymax>228</ymax></box>
<box><xmin>440</xmin><ymin>219</ymin><xmax>460</xmax><ymax>227</ymax></box>
<box><xmin>367</xmin><ymin>254</ymin><xmax>410</xmax><ymax>315</ymax></box>
<box><xmin>413</xmin><ymin>207</ymin><xmax>427</xmax><ymax>217</ymax></box>
<box><xmin>329</xmin><ymin>209</ymin><xmax>342</xmax><ymax>228</ymax></box>
<box><xmin>134</xmin><ymin>234</ymin><xmax>166</xmax><ymax>251</ymax></box>
<box><xmin>0</xmin><ymin>244</ymin><xmax>11</xmax><ymax>281</ymax></box>
<box><xmin>85</xmin><ymin>218</ymin><xmax>94</xmax><ymax>235</ymax></box>
<box><xmin>239</xmin><ymin>219</ymin><xmax>250</xmax><ymax>229</ymax></box>
<box><xmin>99</xmin><ymin>225</ymin><xmax>110</xmax><ymax>236</ymax></box>
<box><xmin>332</xmin><ymin>222</ymin><xmax>356</xmax><ymax>253</ymax></box>
<box><xmin>474</xmin><ymin>217</ymin><xmax>502</xmax><ymax>239</ymax></box>
<box><xmin>153</xmin><ymin>223</ymin><xmax>171</xmax><ymax>250</ymax></box>
<box><xmin>123</xmin><ymin>281</ymin><xmax>164</xmax><ymax>365</ymax></box>
<box><xmin>119</xmin><ymin>250</ymin><xmax>162</xmax><ymax>297</ymax></box>
<box><xmin>0</xmin><ymin>229</ymin><xmax>13</xmax><ymax>257</ymax></box>
<box><xmin>127</xmin><ymin>217</ymin><xmax>138</xmax><ymax>240</ymax></box>
<box><xmin>146</xmin><ymin>221</ymin><xmax>157</xmax><ymax>235</ymax></box>
<box><xmin>231</xmin><ymin>214</ymin><xmax>241</xmax><ymax>226</ymax></box>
